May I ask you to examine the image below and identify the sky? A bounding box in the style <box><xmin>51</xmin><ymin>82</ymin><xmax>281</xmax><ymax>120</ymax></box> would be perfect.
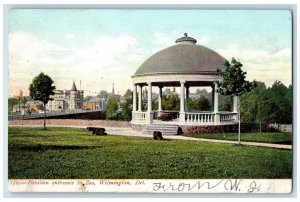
<box><xmin>8</xmin><ymin>9</ymin><xmax>292</xmax><ymax>97</ymax></box>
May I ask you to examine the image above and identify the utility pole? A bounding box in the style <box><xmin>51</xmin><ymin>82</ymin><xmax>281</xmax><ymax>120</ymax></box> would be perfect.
<box><xmin>19</xmin><ymin>90</ymin><xmax>23</xmax><ymax>114</ymax></box>
<box><xmin>23</xmin><ymin>96</ymin><xmax>26</xmax><ymax>115</ymax></box>
<box><xmin>18</xmin><ymin>96</ymin><xmax>21</xmax><ymax>114</ymax></box>
<box><xmin>238</xmin><ymin>96</ymin><xmax>241</xmax><ymax>144</ymax></box>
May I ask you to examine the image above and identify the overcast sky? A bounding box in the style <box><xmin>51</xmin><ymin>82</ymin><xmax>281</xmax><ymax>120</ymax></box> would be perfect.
<box><xmin>8</xmin><ymin>9</ymin><xmax>292</xmax><ymax>97</ymax></box>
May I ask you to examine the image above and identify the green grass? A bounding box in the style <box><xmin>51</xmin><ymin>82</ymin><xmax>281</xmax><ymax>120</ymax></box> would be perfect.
<box><xmin>182</xmin><ymin>132</ymin><xmax>292</xmax><ymax>144</ymax></box>
<box><xmin>8</xmin><ymin>127</ymin><xmax>292</xmax><ymax>179</ymax></box>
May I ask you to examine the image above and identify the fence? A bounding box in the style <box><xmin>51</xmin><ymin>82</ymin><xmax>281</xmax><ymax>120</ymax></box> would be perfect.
<box><xmin>8</xmin><ymin>109</ymin><xmax>105</xmax><ymax>120</ymax></box>
<box><xmin>240</xmin><ymin>123</ymin><xmax>292</xmax><ymax>133</ymax></box>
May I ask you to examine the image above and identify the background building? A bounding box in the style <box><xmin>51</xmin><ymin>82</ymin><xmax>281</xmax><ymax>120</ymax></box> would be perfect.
<box><xmin>83</xmin><ymin>98</ymin><xmax>101</xmax><ymax>110</ymax></box>
<box><xmin>26</xmin><ymin>101</ymin><xmax>44</xmax><ymax>112</ymax></box>
<box><xmin>47</xmin><ymin>81</ymin><xmax>84</xmax><ymax>111</ymax></box>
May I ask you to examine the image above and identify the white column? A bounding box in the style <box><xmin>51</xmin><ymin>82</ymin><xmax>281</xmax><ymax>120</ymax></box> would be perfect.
<box><xmin>180</xmin><ymin>81</ymin><xmax>185</xmax><ymax>113</ymax></box>
<box><xmin>147</xmin><ymin>82</ymin><xmax>153</xmax><ymax>123</ymax></box>
<box><xmin>138</xmin><ymin>85</ymin><xmax>142</xmax><ymax>112</ymax></box>
<box><xmin>133</xmin><ymin>84</ymin><xmax>137</xmax><ymax>112</ymax></box>
<box><xmin>211</xmin><ymin>85</ymin><xmax>215</xmax><ymax>111</ymax></box>
<box><xmin>233</xmin><ymin>96</ymin><xmax>238</xmax><ymax>113</ymax></box>
<box><xmin>158</xmin><ymin>86</ymin><xmax>163</xmax><ymax>112</ymax></box>
<box><xmin>180</xmin><ymin>81</ymin><xmax>185</xmax><ymax>123</ymax></box>
<box><xmin>233</xmin><ymin>96</ymin><xmax>239</xmax><ymax>122</ymax></box>
<box><xmin>147</xmin><ymin>82</ymin><xmax>152</xmax><ymax>112</ymax></box>
<box><xmin>214</xmin><ymin>82</ymin><xmax>220</xmax><ymax>123</ymax></box>
<box><xmin>185</xmin><ymin>86</ymin><xmax>189</xmax><ymax>111</ymax></box>
<box><xmin>214</xmin><ymin>83</ymin><xmax>219</xmax><ymax>113</ymax></box>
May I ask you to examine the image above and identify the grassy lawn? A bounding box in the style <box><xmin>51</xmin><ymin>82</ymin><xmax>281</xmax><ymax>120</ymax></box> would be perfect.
<box><xmin>182</xmin><ymin>132</ymin><xmax>292</xmax><ymax>145</ymax></box>
<box><xmin>8</xmin><ymin>127</ymin><xmax>292</xmax><ymax>179</ymax></box>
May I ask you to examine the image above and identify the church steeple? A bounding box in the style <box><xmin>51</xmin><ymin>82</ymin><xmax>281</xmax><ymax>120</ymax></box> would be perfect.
<box><xmin>112</xmin><ymin>82</ymin><xmax>115</xmax><ymax>95</ymax></box>
<box><xmin>71</xmin><ymin>81</ymin><xmax>77</xmax><ymax>91</ymax></box>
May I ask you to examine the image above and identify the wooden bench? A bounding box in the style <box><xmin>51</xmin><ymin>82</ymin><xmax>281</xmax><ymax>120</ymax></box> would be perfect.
<box><xmin>87</xmin><ymin>127</ymin><xmax>107</xmax><ymax>136</ymax></box>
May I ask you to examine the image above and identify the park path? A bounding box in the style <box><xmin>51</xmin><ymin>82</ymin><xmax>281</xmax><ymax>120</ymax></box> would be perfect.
<box><xmin>9</xmin><ymin>124</ymin><xmax>292</xmax><ymax>150</ymax></box>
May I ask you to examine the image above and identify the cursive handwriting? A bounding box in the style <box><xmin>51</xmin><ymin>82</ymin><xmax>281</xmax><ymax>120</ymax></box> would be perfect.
<box><xmin>153</xmin><ymin>180</ymin><xmax>226</xmax><ymax>192</ymax></box>
<box><xmin>248</xmin><ymin>180</ymin><xmax>261</xmax><ymax>193</ymax></box>
<box><xmin>153</xmin><ymin>179</ymin><xmax>263</xmax><ymax>193</ymax></box>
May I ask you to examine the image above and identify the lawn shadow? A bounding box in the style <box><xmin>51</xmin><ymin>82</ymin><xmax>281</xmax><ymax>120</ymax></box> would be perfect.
<box><xmin>10</xmin><ymin>144</ymin><xmax>102</xmax><ymax>152</ymax></box>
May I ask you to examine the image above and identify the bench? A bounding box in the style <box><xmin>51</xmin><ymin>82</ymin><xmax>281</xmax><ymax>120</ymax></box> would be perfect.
<box><xmin>87</xmin><ymin>127</ymin><xmax>107</xmax><ymax>136</ymax></box>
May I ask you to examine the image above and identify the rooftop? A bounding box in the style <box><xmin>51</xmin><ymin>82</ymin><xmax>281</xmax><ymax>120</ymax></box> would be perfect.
<box><xmin>133</xmin><ymin>34</ymin><xmax>227</xmax><ymax>77</ymax></box>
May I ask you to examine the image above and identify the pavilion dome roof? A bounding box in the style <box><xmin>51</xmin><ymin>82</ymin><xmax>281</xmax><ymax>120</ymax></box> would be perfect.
<box><xmin>134</xmin><ymin>33</ymin><xmax>228</xmax><ymax>76</ymax></box>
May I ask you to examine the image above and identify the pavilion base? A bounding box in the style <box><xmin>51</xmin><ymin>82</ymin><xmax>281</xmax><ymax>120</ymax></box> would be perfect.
<box><xmin>131</xmin><ymin>122</ymin><xmax>238</xmax><ymax>134</ymax></box>
<box><xmin>180</xmin><ymin>124</ymin><xmax>238</xmax><ymax>134</ymax></box>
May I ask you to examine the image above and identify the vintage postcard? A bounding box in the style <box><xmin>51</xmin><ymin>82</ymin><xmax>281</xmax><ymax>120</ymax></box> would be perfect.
<box><xmin>7</xmin><ymin>8</ymin><xmax>293</xmax><ymax>193</ymax></box>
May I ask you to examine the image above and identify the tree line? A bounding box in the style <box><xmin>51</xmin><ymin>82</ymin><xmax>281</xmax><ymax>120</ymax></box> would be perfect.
<box><xmin>9</xmin><ymin>75</ymin><xmax>292</xmax><ymax>125</ymax></box>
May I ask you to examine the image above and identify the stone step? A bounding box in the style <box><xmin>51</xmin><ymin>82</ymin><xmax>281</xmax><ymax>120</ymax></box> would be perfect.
<box><xmin>142</xmin><ymin>128</ymin><xmax>178</xmax><ymax>133</ymax></box>
<box><xmin>142</xmin><ymin>130</ymin><xmax>178</xmax><ymax>134</ymax></box>
<box><xmin>147</xmin><ymin>124</ymin><xmax>178</xmax><ymax>128</ymax></box>
<box><xmin>145</xmin><ymin>124</ymin><xmax>178</xmax><ymax>129</ymax></box>
<box><xmin>141</xmin><ymin>132</ymin><xmax>178</xmax><ymax>136</ymax></box>
<box><xmin>144</xmin><ymin>128</ymin><xmax>178</xmax><ymax>132</ymax></box>
<box><xmin>142</xmin><ymin>130</ymin><xmax>178</xmax><ymax>133</ymax></box>
<box><xmin>147</xmin><ymin>124</ymin><xmax>178</xmax><ymax>127</ymax></box>
<box><xmin>143</xmin><ymin>128</ymin><xmax>178</xmax><ymax>132</ymax></box>
<box><xmin>141</xmin><ymin>124</ymin><xmax>179</xmax><ymax>136</ymax></box>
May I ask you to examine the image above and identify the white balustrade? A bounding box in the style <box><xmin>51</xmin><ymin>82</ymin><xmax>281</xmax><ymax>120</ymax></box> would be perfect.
<box><xmin>220</xmin><ymin>112</ymin><xmax>238</xmax><ymax>122</ymax></box>
<box><xmin>185</xmin><ymin>112</ymin><xmax>215</xmax><ymax>124</ymax></box>
<box><xmin>180</xmin><ymin>112</ymin><xmax>238</xmax><ymax>125</ymax></box>
<box><xmin>132</xmin><ymin>111</ymin><xmax>147</xmax><ymax>123</ymax></box>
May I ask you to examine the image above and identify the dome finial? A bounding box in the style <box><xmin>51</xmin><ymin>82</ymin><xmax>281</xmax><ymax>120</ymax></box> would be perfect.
<box><xmin>175</xmin><ymin>33</ymin><xmax>197</xmax><ymax>45</ymax></box>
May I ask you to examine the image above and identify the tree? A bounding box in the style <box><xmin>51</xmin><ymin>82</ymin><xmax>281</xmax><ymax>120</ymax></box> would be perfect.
<box><xmin>216</xmin><ymin>58</ymin><xmax>256</xmax><ymax>143</ymax></box>
<box><xmin>238</xmin><ymin>81</ymin><xmax>292</xmax><ymax>125</ymax></box>
<box><xmin>219</xmin><ymin>95</ymin><xmax>232</xmax><ymax>112</ymax></box>
<box><xmin>269</xmin><ymin>81</ymin><xmax>292</xmax><ymax>124</ymax></box>
<box><xmin>105</xmin><ymin>96</ymin><xmax>120</xmax><ymax>120</ymax></box>
<box><xmin>240</xmin><ymin>81</ymin><xmax>266</xmax><ymax>123</ymax></box>
<box><xmin>120</xmin><ymin>89</ymin><xmax>133</xmax><ymax>121</ymax></box>
<box><xmin>29</xmin><ymin>72</ymin><xmax>56</xmax><ymax>130</ymax></box>
<box><xmin>8</xmin><ymin>97</ymin><xmax>18</xmax><ymax>114</ymax></box>
<box><xmin>195</xmin><ymin>89</ymin><xmax>209</xmax><ymax>99</ymax></box>
<box><xmin>163</xmin><ymin>88</ymin><xmax>173</xmax><ymax>96</ymax></box>
<box><xmin>159</xmin><ymin>88</ymin><xmax>180</xmax><ymax>111</ymax></box>
<box><xmin>97</xmin><ymin>90</ymin><xmax>108</xmax><ymax>99</ymax></box>
<box><xmin>84</xmin><ymin>95</ymin><xmax>93</xmax><ymax>101</ymax></box>
<box><xmin>256</xmin><ymin>90</ymin><xmax>278</xmax><ymax>123</ymax></box>
<box><xmin>188</xmin><ymin>96</ymin><xmax>211</xmax><ymax>112</ymax></box>
<box><xmin>162</xmin><ymin>94</ymin><xmax>180</xmax><ymax>111</ymax></box>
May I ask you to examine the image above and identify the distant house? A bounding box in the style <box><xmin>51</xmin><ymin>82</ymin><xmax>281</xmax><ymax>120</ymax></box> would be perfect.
<box><xmin>83</xmin><ymin>101</ymin><xmax>98</xmax><ymax>110</ymax></box>
<box><xmin>26</xmin><ymin>101</ymin><xmax>44</xmax><ymax>112</ymax></box>
<box><xmin>83</xmin><ymin>98</ymin><xmax>102</xmax><ymax>110</ymax></box>
<box><xmin>46</xmin><ymin>81</ymin><xmax>84</xmax><ymax>111</ymax></box>
<box><xmin>12</xmin><ymin>105</ymin><xmax>27</xmax><ymax>113</ymax></box>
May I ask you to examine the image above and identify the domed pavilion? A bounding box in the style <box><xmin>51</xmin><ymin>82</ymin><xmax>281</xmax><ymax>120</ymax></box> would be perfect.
<box><xmin>131</xmin><ymin>33</ymin><xmax>238</xmax><ymax>129</ymax></box>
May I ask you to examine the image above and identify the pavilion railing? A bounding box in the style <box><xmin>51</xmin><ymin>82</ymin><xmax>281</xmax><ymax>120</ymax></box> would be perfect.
<box><xmin>185</xmin><ymin>112</ymin><xmax>215</xmax><ymax>124</ymax></box>
<box><xmin>131</xmin><ymin>111</ymin><xmax>238</xmax><ymax>124</ymax></box>
<box><xmin>220</xmin><ymin>112</ymin><xmax>238</xmax><ymax>122</ymax></box>
<box><xmin>132</xmin><ymin>111</ymin><xmax>147</xmax><ymax>122</ymax></box>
